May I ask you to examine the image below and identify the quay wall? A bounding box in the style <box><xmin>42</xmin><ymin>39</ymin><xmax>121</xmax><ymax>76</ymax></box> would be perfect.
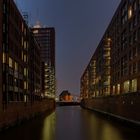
<box><xmin>81</xmin><ymin>92</ymin><xmax>140</xmax><ymax>124</ymax></box>
<box><xmin>0</xmin><ymin>99</ymin><xmax>55</xmax><ymax>130</ymax></box>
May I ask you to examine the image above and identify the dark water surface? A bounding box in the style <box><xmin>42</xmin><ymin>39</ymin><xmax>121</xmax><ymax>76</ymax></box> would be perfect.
<box><xmin>0</xmin><ymin>106</ymin><xmax>139</xmax><ymax>140</ymax></box>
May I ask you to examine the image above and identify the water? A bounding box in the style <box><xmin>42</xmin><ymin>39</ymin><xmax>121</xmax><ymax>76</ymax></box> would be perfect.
<box><xmin>0</xmin><ymin>106</ymin><xmax>139</xmax><ymax>140</ymax></box>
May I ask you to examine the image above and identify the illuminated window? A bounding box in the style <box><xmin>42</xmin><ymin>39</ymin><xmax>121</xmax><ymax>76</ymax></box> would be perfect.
<box><xmin>24</xmin><ymin>95</ymin><xmax>27</xmax><ymax>102</ymax></box>
<box><xmin>15</xmin><ymin>62</ymin><xmax>18</xmax><ymax>71</ymax></box>
<box><xmin>131</xmin><ymin>79</ymin><xmax>137</xmax><ymax>92</ymax></box>
<box><xmin>33</xmin><ymin>30</ymin><xmax>38</xmax><ymax>34</ymax></box>
<box><xmin>24</xmin><ymin>41</ymin><xmax>26</xmax><ymax>49</ymax></box>
<box><xmin>128</xmin><ymin>6</ymin><xmax>132</xmax><ymax>19</ymax></box>
<box><xmin>9</xmin><ymin>57</ymin><xmax>13</xmax><ymax>68</ymax></box>
<box><xmin>24</xmin><ymin>81</ymin><xmax>27</xmax><ymax>89</ymax></box>
<box><xmin>3</xmin><ymin>53</ymin><xmax>6</xmax><ymax>63</ymax></box>
<box><xmin>117</xmin><ymin>84</ymin><xmax>120</xmax><ymax>94</ymax></box>
<box><xmin>113</xmin><ymin>85</ymin><xmax>115</xmax><ymax>94</ymax></box>
<box><xmin>24</xmin><ymin>68</ymin><xmax>27</xmax><ymax>76</ymax></box>
<box><xmin>123</xmin><ymin>80</ymin><xmax>130</xmax><ymax>93</ymax></box>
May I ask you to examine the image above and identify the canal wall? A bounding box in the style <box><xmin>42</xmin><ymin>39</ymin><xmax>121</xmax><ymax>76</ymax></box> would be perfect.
<box><xmin>0</xmin><ymin>99</ymin><xmax>55</xmax><ymax>130</ymax></box>
<box><xmin>81</xmin><ymin>92</ymin><xmax>140</xmax><ymax>125</ymax></box>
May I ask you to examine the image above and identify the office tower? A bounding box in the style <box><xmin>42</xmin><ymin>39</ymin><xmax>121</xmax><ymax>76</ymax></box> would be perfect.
<box><xmin>32</xmin><ymin>25</ymin><xmax>56</xmax><ymax>98</ymax></box>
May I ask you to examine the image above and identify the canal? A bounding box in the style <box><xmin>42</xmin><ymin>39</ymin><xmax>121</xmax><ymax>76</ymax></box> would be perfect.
<box><xmin>0</xmin><ymin>106</ymin><xmax>139</xmax><ymax>140</ymax></box>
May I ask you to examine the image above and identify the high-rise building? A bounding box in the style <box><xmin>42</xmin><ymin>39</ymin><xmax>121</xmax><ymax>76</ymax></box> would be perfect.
<box><xmin>32</xmin><ymin>25</ymin><xmax>56</xmax><ymax>98</ymax></box>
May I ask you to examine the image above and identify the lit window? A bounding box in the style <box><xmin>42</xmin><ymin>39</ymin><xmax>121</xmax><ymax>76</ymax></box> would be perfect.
<box><xmin>24</xmin><ymin>81</ymin><xmax>27</xmax><ymax>89</ymax></box>
<box><xmin>123</xmin><ymin>80</ymin><xmax>130</xmax><ymax>93</ymax></box>
<box><xmin>9</xmin><ymin>57</ymin><xmax>13</xmax><ymax>68</ymax></box>
<box><xmin>33</xmin><ymin>30</ymin><xmax>38</xmax><ymax>34</ymax></box>
<box><xmin>15</xmin><ymin>62</ymin><xmax>18</xmax><ymax>71</ymax></box>
<box><xmin>117</xmin><ymin>84</ymin><xmax>120</xmax><ymax>94</ymax></box>
<box><xmin>131</xmin><ymin>79</ymin><xmax>137</xmax><ymax>92</ymax></box>
<box><xmin>3</xmin><ymin>53</ymin><xmax>6</xmax><ymax>63</ymax></box>
<box><xmin>128</xmin><ymin>6</ymin><xmax>132</xmax><ymax>19</ymax></box>
<box><xmin>24</xmin><ymin>41</ymin><xmax>26</xmax><ymax>49</ymax></box>
<box><xmin>24</xmin><ymin>68</ymin><xmax>27</xmax><ymax>76</ymax></box>
<box><xmin>112</xmin><ymin>85</ymin><xmax>115</xmax><ymax>94</ymax></box>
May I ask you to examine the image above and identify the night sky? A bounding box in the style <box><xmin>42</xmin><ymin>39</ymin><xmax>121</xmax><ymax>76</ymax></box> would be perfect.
<box><xmin>15</xmin><ymin>0</ymin><xmax>121</xmax><ymax>95</ymax></box>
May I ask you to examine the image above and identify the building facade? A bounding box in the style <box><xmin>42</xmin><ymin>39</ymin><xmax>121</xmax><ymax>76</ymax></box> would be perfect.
<box><xmin>59</xmin><ymin>90</ymin><xmax>73</xmax><ymax>102</ymax></box>
<box><xmin>81</xmin><ymin>0</ymin><xmax>140</xmax><ymax>99</ymax></box>
<box><xmin>0</xmin><ymin>0</ymin><xmax>3</xmax><ymax>113</ymax></box>
<box><xmin>32</xmin><ymin>26</ymin><xmax>56</xmax><ymax>98</ymax></box>
<box><xmin>0</xmin><ymin>0</ymin><xmax>42</xmax><ymax>109</ymax></box>
<box><xmin>0</xmin><ymin>0</ymin><xmax>55</xmax><ymax>129</ymax></box>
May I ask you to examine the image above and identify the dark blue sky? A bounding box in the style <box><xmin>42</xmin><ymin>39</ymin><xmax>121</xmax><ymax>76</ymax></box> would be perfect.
<box><xmin>15</xmin><ymin>0</ymin><xmax>121</xmax><ymax>95</ymax></box>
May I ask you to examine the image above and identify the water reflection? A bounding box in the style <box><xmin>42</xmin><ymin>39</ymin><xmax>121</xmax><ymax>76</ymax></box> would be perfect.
<box><xmin>42</xmin><ymin>112</ymin><xmax>56</xmax><ymax>140</ymax></box>
<box><xmin>81</xmin><ymin>108</ymin><xmax>139</xmax><ymax>140</ymax></box>
<box><xmin>0</xmin><ymin>106</ymin><xmax>139</xmax><ymax>140</ymax></box>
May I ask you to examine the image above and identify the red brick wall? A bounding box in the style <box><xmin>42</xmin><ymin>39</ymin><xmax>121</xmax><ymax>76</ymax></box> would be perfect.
<box><xmin>0</xmin><ymin>99</ymin><xmax>55</xmax><ymax>129</ymax></box>
<box><xmin>83</xmin><ymin>93</ymin><xmax>140</xmax><ymax>122</ymax></box>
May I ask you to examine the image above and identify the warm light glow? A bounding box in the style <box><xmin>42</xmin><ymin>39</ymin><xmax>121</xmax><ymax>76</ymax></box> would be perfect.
<box><xmin>24</xmin><ymin>68</ymin><xmax>27</xmax><ymax>76</ymax></box>
<box><xmin>24</xmin><ymin>81</ymin><xmax>27</xmax><ymax>89</ymax></box>
<box><xmin>117</xmin><ymin>84</ymin><xmax>120</xmax><ymax>94</ymax></box>
<box><xmin>3</xmin><ymin>53</ymin><xmax>6</xmax><ymax>63</ymax></box>
<box><xmin>113</xmin><ymin>85</ymin><xmax>115</xmax><ymax>94</ymax></box>
<box><xmin>128</xmin><ymin>7</ymin><xmax>132</xmax><ymax>19</ymax></box>
<box><xmin>33</xmin><ymin>30</ymin><xmax>39</xmax><ymax>34</ymax></box>
<box><xmin>124</xmin><ymin>80</ymin><xmax>130</xmax><ymax>93</ymax></box>
<box><xmin>15</xmin><ymin>62</ymin><xmax>18</xmax><ymax>71</ymax></box>
<box><xmin>9</xmin><ymin>57</ymin><xmax>13</xmax><ymax>68</ymax></box>
<box><xmin>131</xmin><ymin>79</ymin><xmax>137</xmax><ymax>92</ymax></box>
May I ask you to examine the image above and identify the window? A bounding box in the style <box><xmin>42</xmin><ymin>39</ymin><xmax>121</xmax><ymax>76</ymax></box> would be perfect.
<box><xmin>9</xmin><ymin>57</ymin><xmax>13</xmax><ymax>68</ymax></box>
<box><xmin>133</xmin><ymin>1</ymin><xmax>137</xmax><ymax>11</ymax></box>
<box><xmin>33</xmin><ymin>30</ymin><xmax>38</xmax><ymax>34</ymax></box>
<box><xmin>24</xmin><ymin>81</ymin><xmax>27</xmax><ymax>89</ymax></box>
<box><xmin>24</xmin><ymin>68</ymin><xmax>28</xmax><ymax>76</ymax></box>
<box><xmin>113</xmin><ymin>85</ymin><xmax>115</xmax><ymax>94</ymax></box>
<box><xmin>22</xmin><ymin>23</ymin><xmax>24</xmax><ymax>32</ymax></box>
<box><xmin>22</xmin><ymin>37</ymin><xmax>23</xmax><ymax>46</ymax></box>
<box><xmin>3</xmin><ymin>53</ymin><xmax>6</xmax><ymax>63</ymax></box>
<box><xmin>133</xmin><ymin>62</ymin><xmax>137</xmax><ymax>73</ymax></box>
<box><xmin>131</xmin><ymin>79</ymin><xmax>137</xmax><ymax>92</ymax></box>
<box><xmin>24</xmin><ymin>54</ymin><xmax>27</xmax><ymax>62</ymax></box>
<box><xmin>117</xmin><ymin>84</ymin><xmax>120</xmax><ymax>94</ymax></box>
<box><xmin>128</xmin><ymin>6</ymin><xmax>132</xmax><ymax>19</ymax></box>
<box><xmin>24</xmin><ymin>41</ymin><xmax>26</xmax><ymax>49</ymax></box>
<box><xmin>3</xmin><ymin>24</ymin><xmax>5</xmax><ymax>33</ymax></box>
<box><xmin>15</xmin><ymin>62</ymin><xmax>18</xmax><ymax>71</ymax></box>
<box><xmin>124</xmin><ymin>80</ymin><xmax>130</xmax><ymax>93</ymax></box>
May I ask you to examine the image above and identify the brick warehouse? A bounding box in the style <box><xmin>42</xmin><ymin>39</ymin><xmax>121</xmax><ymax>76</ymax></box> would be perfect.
<box><xmin>0</xmin><ymin>0</ymin><xmax>55</xmax><ymax>129</ymax></box>
<box><xmin>81</xmin><ymin>0</ymin><xmax>140</xmax><ymax>124</ymax></box>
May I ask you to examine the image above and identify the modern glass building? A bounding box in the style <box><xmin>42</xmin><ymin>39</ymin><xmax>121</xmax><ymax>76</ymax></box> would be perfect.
<box><xmin>32</xmin><ymin>25</ymin><xmax>56</xmax><ymax>98</ymax></box>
